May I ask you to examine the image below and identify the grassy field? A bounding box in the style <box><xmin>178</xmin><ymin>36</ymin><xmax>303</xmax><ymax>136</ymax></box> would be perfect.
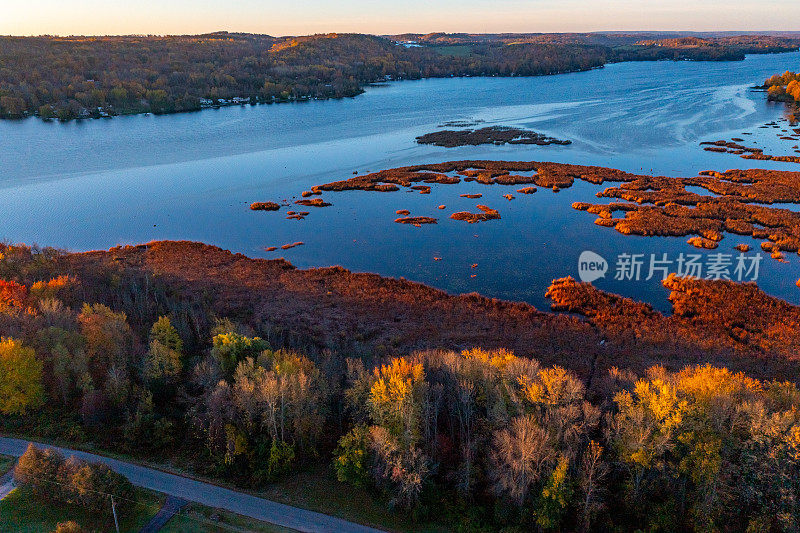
<box><xmin>0</xmin><ymin>484</ymin><xmax>163</xmax><ymax>532</ymax></box>
<box><xmin>257</xmin><ymin>464</ymin><xmax>449</xmax><ymax>533</ymax></box>
<box><xmin>160</xmin><ymin>465</ymin><xmax>448</xmax><ymax>532</ymax></box>
<box><xmin>162</xmin><ymin>504</ymin><xmax>295</xmax><ymax>533</ymax></box>
<box><xmin>0</xmin><ymin>454</ymin><xmax>15</xmax><ymax>475</ymax></box>
<box><xmin>431</xmin><ymin>44</ymin><xmax>474</xmax><ymax>57</ymax></box>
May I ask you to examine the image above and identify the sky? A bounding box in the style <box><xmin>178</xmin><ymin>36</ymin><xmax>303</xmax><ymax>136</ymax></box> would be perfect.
<box><xmin>2</xmin><ymin>0</ymin><xmax>800</xmax><ymax>36</ymax></box>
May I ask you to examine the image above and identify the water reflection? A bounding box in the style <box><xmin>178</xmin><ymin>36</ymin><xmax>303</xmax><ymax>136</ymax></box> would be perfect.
<box><xmin>2</xmin><ymin>51</ymin><xmax>800</xmax><ymax>310</ymax></box>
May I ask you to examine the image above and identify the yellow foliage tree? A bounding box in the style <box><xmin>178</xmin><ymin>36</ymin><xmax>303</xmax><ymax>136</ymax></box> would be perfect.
<box><xmin>0</xmin><ymin>337</ymin><xmax>44</xmax><ymax>415</ymax></box>
<box><xmin>29</xmin><ymin>275</ymin><xmax>72</xmax><ymax>302</ymax></box>
<box><xmin>613</xmin><ymin>378</ymin><xmax>687</xmax><ymax>485</ymax></box>
<box><xmin>368</xmin><ymin>357</ymin><xmax>427</xmax><ymax>445</ymax></box>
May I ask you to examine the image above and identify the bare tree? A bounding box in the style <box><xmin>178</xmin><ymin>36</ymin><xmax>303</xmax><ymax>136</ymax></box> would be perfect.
<box><xmin>578</xmin><ymin>440</ymin><xmax>608</xmax><ymax>531</ymax></box>
<box><xmin>490</xmin><ymin>414</ymin><xmax>553</xmax><ymax>505</ymax></box>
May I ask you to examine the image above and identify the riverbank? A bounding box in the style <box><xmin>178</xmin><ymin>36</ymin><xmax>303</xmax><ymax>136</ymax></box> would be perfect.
<box><xmin>1</xmin><ymin>33</ymin><xmax>797</xmax><ymax>122</ymax></box>
<box><xmin>48</xmin><ymin>239</ymin><xmax>800</xmax><ymax>380</ymax></box>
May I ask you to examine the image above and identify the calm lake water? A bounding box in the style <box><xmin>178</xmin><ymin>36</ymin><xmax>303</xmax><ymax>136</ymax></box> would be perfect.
<box><xmin>3</xmin><ymin>51</ymin><xmax>800</xmax><ymax>311</ymax></box>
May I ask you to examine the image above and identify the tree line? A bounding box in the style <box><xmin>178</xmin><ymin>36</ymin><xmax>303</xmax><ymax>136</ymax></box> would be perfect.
<box><xmin>1</xmin><ymin>32</ymin><xmax>797</xmax><ymax>121</ymax></box>
<box><xmin>14</xmin><ymin>444</ymin><xmax>134</xmax><ymax>519</ymax></box>
<box><xmin>1</xmin><ymin>242</ymin><xmax>800</xmax><ymax>531</ymax></box>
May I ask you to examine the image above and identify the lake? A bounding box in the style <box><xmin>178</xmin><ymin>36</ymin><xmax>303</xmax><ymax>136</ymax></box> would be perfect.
<box><xmin>3</xmin><ymin>51</ymin><xmax>800</xmax><ymax>311</ymax></box>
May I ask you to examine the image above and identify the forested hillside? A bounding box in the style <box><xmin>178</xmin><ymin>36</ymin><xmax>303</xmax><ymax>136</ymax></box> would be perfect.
<box><xmin>1</xmin><ymin>32</ymin><xmax>797</xmax><ymax>120</ymax></box>
<box><xmin>2</xmin><ymin>241</ymin><xmax>800</xmax><ymax>531</ymax></box>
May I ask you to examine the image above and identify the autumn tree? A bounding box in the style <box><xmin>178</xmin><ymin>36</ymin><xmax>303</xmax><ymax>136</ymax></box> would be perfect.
<box><xmin>16</xmin><ymin>444</ymin><xmax>134</xmax><ymax>515</ymax></box>
<box><xmin>192</xmin><ymin>343</ymin><xmax>327</xmax><ymax>484</ymax></box>
<box><xmin>78</xmin><ymin>304</ymin><xmax>136</xmax><ymax>379</ymax></box>
<box><xmin>14</xmin><ymin>444</ymin><xmax>62</xmax><ymax>499</ymax></box>
<box><xmin>0</xmin><ymin>279</ymin><xmax>28</xmax><ymax>312</ymax></box>
<box><xmin>54</xmin><ymin>522</ymin><xmax>86</xmax><ymax>533</ymax></box>
<box><xmin>764</xmin><ymin>71</ymin><xmax>800</xmax><ymax>102</ymax></box>
<box><xmin>58</xmin><ymin>455</ymin><xmax>134</xmax><ymax>513</ymax></box>
<box><xmin>609</xmin><ymin>364</ymin><xmax>800</xmax><ymax>531</ymax></box>
<box><xmin>28</xmin><ymin>275</ymin><xmax>71</xmax><ymax>303</ymax></box>
<box><xmin>367</xmin><ymin>358</ymin><xmax>427</xmax><ymax>445</ymax></box>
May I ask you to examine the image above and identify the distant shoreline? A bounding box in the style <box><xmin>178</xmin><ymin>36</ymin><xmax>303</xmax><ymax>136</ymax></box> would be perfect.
<box><xmin>1</xmin><ymin>32</ymin><xmax>797</xmax><ymax>122</ymax></box>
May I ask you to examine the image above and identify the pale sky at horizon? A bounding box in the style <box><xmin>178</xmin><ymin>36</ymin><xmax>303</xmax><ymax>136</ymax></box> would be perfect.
<box><xmin>3</xmin><ymin>0</ymin><xmax>800</xmax><ymax>37</ymax></box>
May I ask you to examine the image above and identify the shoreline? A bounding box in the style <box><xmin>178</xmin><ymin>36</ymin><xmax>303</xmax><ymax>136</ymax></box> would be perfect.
<box><xmin>17</xmin><ymin>239</ymin><xmax>794</xmax><ymax>382</ymax></box>
<box><xmin>4</xmin><ymin>48</ymin><xmax>798</xmax><ymax>124</ymax></box>
<box><xmin>0</xmin><ymin>65</ymin><xmax>602</xmax><ymax>123</ymax></box>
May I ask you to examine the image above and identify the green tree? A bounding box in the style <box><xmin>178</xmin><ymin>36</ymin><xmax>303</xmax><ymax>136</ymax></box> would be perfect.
<box><xmin>267</xmin><ymin>440</ymin><xmax>296</xmax><ymax>478</ymax></box>
<box><xmin>34</xmin><ymin>327</ymin><xmax>88</xmax><ymax>406</ymax></box>
<box><xmin>38</xmin><ymin>105</ymin><xmax>55</xmax><ymax>119</ymax></box>
<box><xmin>210</xmin><ymin>332</ymin><xmax>269</xmax><ymax>376</ymax></box>
<box><xmin>536</xmin><ymin>455</ymin><xmax>573</xmax><ymax>530</ymax></box>
<box><xmin>150</xmin><ymin>315</ymin><xmax>183</xmax><ymax>353</ymax></box>
<box><xmin>145</xmin><ymin>316</ymin><xmax>183</xmax><ymax>383</ymax></box>
<box><xmin>334</xmin><ymin>425</ymin><xmax>370</xmax><ymax>487</ymax></box>
<box><xmin>0</xmin><ymin>337</ymin><xmax>44</xmax><ymax>414</ymax></box>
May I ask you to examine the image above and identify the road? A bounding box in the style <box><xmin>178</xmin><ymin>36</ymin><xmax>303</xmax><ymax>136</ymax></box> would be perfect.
<box><xmin>0</xmin><ymin>437</ymin><xmax>385</xmax><ymax>533</ymax></box>
<box><xmin>0</xmin><ymin>467</ymin><xmax>15</xmax><ymax>501</ymax></box>
<box><xmin>139</xmin><ymin>495</ymin><xmax>189</xmax><ymax>533</ymax></box>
